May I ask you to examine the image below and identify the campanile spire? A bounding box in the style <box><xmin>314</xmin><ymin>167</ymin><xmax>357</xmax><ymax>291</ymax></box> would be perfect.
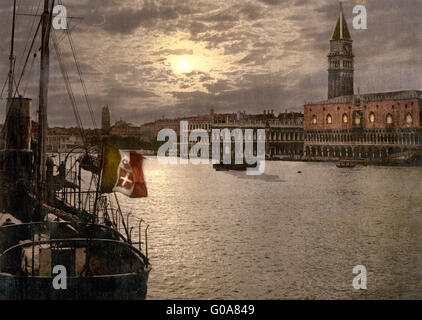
<box><xmin>328</xmin><ymin>2</ymin><xmax>354</xmax><ymax>99</ymax></box>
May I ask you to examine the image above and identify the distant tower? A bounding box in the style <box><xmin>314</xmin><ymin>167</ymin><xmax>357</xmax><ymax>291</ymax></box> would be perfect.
<box><xmin>101</xmin><ymin>105</ymin><xmax>111</xmax><ymax>133</ymax></box>
<box><xmin>328</xmin><ymin>2</ymin><xmax>354</xmax><ymax>99</ymax></box>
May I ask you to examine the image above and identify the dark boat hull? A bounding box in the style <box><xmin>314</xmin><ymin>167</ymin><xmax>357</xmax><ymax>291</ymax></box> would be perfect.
<box><xmin>336</xmin><ymin>164</ymin><xmax>356</xmax><ymax>168</ymax></box>
<box><xmin>213</xmin><ymin>163</ymin><xmax>255</xmax><ymax>171</ymax></box>
<box><xmin>0</xmin><ymin>271</ymin><xmax>150</xmax><ymax>300</ymax></box>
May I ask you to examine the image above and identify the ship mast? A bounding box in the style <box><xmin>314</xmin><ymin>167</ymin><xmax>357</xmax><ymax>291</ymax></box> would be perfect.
<box><xmin>7</xmin><ymin>0</ymin><xmax>16</xmax><ymax>100</ymax></box>
<box><xmin>36</xmin><ymin>0</ymin><xmax>54</xmax><ymax>204</ymax></box>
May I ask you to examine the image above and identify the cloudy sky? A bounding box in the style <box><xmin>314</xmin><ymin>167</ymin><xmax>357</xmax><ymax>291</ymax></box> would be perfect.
<box><xmin>0</xmin><ymin>0</ymin><xmax>421</xmax><ymax>127</ymax></box>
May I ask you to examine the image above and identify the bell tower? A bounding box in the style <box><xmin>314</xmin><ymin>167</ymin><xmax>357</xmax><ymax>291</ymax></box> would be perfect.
<box><xmin>102</xmin><ymin>105</ymin><xmax>111</xmax><ymax>134</ymax></box>
<box><xmin>328</xmin><ymin>2</ymin><xmax>354</xmax><ymax>99</ymax></box>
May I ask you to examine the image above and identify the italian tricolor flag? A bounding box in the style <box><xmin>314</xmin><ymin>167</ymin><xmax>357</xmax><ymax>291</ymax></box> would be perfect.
<box><xmin>101</xmin><ymin>144</ymin><xmax>148</xmax><ymax>198</ymax></box>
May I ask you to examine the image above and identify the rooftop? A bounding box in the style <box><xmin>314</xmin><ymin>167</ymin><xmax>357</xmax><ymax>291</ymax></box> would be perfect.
<box><xmin>305</xmin><ymin>90</ymin><xmax>422</xmax><ymax>106</ymax></box>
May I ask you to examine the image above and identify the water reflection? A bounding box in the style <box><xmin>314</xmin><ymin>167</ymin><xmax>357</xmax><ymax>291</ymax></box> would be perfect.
<box><xmin>116</xmin><ymin>158</ymin><xmax>422</xmax><ymax>299</ymax></box>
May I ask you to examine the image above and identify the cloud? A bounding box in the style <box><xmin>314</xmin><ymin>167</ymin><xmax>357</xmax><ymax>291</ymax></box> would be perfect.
<box><xmin>101</xmin><ymin>2</ymin><xmax>179</xmax><ymax>34</ymax></box>
<box><xmin>155</xmin><ymin>49</ymin><xmax>194</xmax><ymax>56</ymax></box>
<box><xmin>0</xmin><ymin>0</ymin><xmax>420</xmax><ymax>127</ymax></box>
<box><xmin>257</xmin><ymin>0</ymin><xmax>287</xmax><ymax>6</ymax></box>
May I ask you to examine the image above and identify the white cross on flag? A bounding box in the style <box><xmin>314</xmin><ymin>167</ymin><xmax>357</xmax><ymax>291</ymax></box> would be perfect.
<box><xmin>101</xmin><ymin>147</ymin><xmax>148</xmax><ymax>198</ymax></box>
<box><xmin>113</xmin><ymin>150</ymin><xmax>147</xmax><ymax>198</ymax></box>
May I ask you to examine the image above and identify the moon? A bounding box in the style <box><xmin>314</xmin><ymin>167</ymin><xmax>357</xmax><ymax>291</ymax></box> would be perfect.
<box><xmin>178</xmin><ymin>60</ymin><xmax>189</xmax><ymax>72</ymax></box>
<box><xmin>171</xmin><ymin>56</ymin><xmax>194</xmax><ymax>74</ymax></box>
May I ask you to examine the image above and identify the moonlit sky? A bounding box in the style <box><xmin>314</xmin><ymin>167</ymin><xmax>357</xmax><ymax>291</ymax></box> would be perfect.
<box><xmin>0</xmin><ymin>0</ymin><xmax>421</xmax><ymax>127</ymax></box>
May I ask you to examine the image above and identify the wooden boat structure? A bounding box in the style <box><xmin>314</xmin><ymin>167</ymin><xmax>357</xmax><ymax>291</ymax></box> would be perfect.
<box><xmin>336</xmin><ymin>159</ymin><xmax>367</xmax><ymax>168</ymax></box>
<box><xmin>0</xmin><ymin>0</ymin><xmax>151</xmax><ymax>300</ymax></box>
<box><xmin>213</xmin><ymin>149</ymin><xmax>257</xmax><ymax>171</ymax></box>
<box><xmin>213</xmin><ymin>162</ymin><xmax>256</xmax><ymax>171</ymax></box>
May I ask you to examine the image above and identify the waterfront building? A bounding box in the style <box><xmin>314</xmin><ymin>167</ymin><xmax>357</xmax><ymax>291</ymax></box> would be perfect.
<box><xmin>212</xmin><ymin>111</ymin><xmax>304</xmax><ymax>160</ymax></box>
<box><xmin>139</xmin><ymin>122</ymin><xmax>156</xmax><ymax>143</ymax></box>
<box><xmin>137</xmin><ymin>110</ymin><xmax>304</xmax><ymax>160</ymax></box>
<box><xmin>110</xmin><ymin>119</ymin><xmax>141</xmax><ymax>137</ymax></box>
<box><xmin>46</xmin><ymin>127</ymin><xmax>84</xmax><ymax>153</ymax></box>
<box><xmin>303</xmin><ymin>5</ymin><xmax>422</xmax><ymax>163</ymax></box>
<box><xmin>153</xmin><ymin>118</ymin><xmax>182</xmax><ymax>138</ymax></box>
<box><xmin>185</xmin><ymin>111</ymin><xmax>230</xmax><ymax>155</ymax></box>
<box><xmin>267</xmin><ymin>112</ymin><xmax>304</xmax><ymax>160</ymax></box>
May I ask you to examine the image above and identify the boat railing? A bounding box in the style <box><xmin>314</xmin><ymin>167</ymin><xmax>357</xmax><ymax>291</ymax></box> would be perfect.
<box><xmin>54</xmin><ymin>189</ymin><xmax>98</xmax><ymax>214</ymax></box>
<box><xmin>0</xmin><ymin>221</ymin><xmax>129</xmax><ymax>252</ymax></box>
<box><xmin>0</xmin><ymin>220</ymin><xmax>127</xmax><ymax>237</ymax></box>
<box><xmin>0</xmin><ymin>237</ymin><xmax>150</xmax><ymax>276</ymax></box>
<box><xmin>54</xmin><ymin>189</ymin><xmax>127</xmax><ymax>234</ymax></box>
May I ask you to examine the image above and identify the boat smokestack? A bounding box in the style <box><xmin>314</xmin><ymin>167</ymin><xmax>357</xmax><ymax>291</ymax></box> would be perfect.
<box><xmin>5</xmin><ymin>98</ymin><xmax>32</xmax><ymax>151</ymax></box>
<box><xmin>0</xmin><ymin>98</ymin><xmax>33</xmax><ymax>218</ymax></box>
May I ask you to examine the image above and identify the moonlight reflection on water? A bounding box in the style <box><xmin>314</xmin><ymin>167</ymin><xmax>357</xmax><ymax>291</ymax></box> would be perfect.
<box><xmin>116</xmin><ymin>158</ymin><xmax>422</xmax><ymax>299</ymax></box>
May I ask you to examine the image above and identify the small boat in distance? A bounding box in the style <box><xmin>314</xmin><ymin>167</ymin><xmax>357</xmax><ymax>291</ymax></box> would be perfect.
<box><xmin>213</xmin><ymin>161</ymin><xmax>256</xmax><ymax>171</ymax></box>
<box><xmin>336</xmin><ymin>161</ymin><xmax>356</xmax><ymax>168</ymax></box>
<box><xmin>336</xmin><ymin>159</ymin><xmax>367</xmax><ymax>168</ymax></box>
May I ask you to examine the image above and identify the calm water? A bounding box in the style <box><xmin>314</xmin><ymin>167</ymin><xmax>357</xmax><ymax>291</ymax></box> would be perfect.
<box><xmin>117</xmin><ymin>158</ymin><xmax>422</xmax><ymax>300</ymax></box>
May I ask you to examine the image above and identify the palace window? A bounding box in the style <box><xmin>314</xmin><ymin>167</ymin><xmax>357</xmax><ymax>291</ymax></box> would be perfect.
<box><xmin>312</xmin><ymin>115</ymin><xmax>317</xmax><ymax>125</ymax></box>
<box><xmin>326</xmin><ymin>114</ymin><xmax>332</xmax><ymax>124</ymax></box>
<box><xmin>386</xmin><ymin>114</ymin><xmax>393</xmax><ymax>124</ymax></box>
<box><xmin>354</xmin><ymin>114</ymin><xmax>361</xmax><ymax>125</ymax></box>
<box><xmin>342</xmin><ymin>114</ymin><xmax>348</xmax><ymax>123</ymax></box>
<box><xmin>406</xmin><ymin>113</ymin><xmax>413</xmax><ymax>124</ymax></box>
<box><xmin>369</xmin><ymin>112</ymin><xmax>375</xmax><ymax>123</ymax></box>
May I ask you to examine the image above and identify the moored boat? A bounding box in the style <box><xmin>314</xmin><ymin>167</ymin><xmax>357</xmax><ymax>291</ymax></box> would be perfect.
<box><xmin>336</xmin><ymin>161</ymin><xmax>356</xmax><ymax>168</ymax></box>
<box><xmin>0</xmin><ymin>0</ymin><xmax>151</xmax><ymax>300</ymax></box>
<box><xmin>336</xmin><ymin>159</ymin><xmax>367</xmax><ymax>168</ymax></box>
<box><xmin>213</xmin><ymin>162</ymin><xmax>256</xmax><ymax>171</ymax></box>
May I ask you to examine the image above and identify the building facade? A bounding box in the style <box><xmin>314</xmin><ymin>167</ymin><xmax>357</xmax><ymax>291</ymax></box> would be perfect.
<box><xmin>46</xmin><ymin>127</ymin><xmax>84</xmax><ymax>153</ymax></box>
<box><xmin>267</xmin><ymin>112</ymin><xmax>304</xmax><ymax>160</ymax></box>
<box><xmin>304</xmin><ymin>6</ymin><xmax>422</xmax><ymax>164</ymax></box>
<box><xmin>139</xmin><ymin>122</ymin><xmax>155</xmax><ymax>143</ymax></box>
<box><xmin>110</xmin><ymin>119</ymin><xmax>141</xmax><ymax>137</ymax></box>
<box><xmin>304</xmin><ymin>92</ymin><xmax>422</xmax><ymax>162</ymax></box>
<box><xmin>212</xmin><ymin>111</ymin><xmax>304</xmax><ymax>161</ymax></box>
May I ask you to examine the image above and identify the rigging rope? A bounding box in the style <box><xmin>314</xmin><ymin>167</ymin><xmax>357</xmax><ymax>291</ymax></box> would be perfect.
<box><xmin>52</xmin><ymin>29</ymin><xmax>101</xmax><ymax>202</ymax></box>
<box><xmin>1</xmin><ymin>18</ymin><xmax>42</xmax><ymax>138</ymax></box>
<box><xmin>64</xmin><ymin>26</ymin><xmax>98</xmax><ymax>129</ymax></box>
<box><xmin>51</xmin><ymin>30</ymin><xmax>89</xmax><ymax>152</ymax></box>
<box><xmin>23</xmin><ymin>52</ymin><xmax>38</xmax><ymax>96</ymax></box>
<box><xmin>0</xmin><ymin>77</ymin><xmax>7</xmax><ymax>100</ymax></box>
<box><xmin>19</xmin><ymin>0</ymin><xmax>42</xmax><ymax>79</ymax></box>
<box><xmin>58</xmin><ymin>0</ymin><xmax>98</xmax><ymax>130</ymax></box>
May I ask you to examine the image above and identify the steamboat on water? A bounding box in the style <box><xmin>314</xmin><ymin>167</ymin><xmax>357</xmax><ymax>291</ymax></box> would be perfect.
<box><xmin>0</xmin><ymin>0</ymin><xmax>151</xmax><ymax>299</ymax></box>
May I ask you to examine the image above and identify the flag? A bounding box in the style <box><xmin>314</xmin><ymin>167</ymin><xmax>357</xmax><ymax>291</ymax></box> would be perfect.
<box><xmin>101</xmin><ymin>144</ymin><xmax>148</xmax><ymax>198</ymax></box>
